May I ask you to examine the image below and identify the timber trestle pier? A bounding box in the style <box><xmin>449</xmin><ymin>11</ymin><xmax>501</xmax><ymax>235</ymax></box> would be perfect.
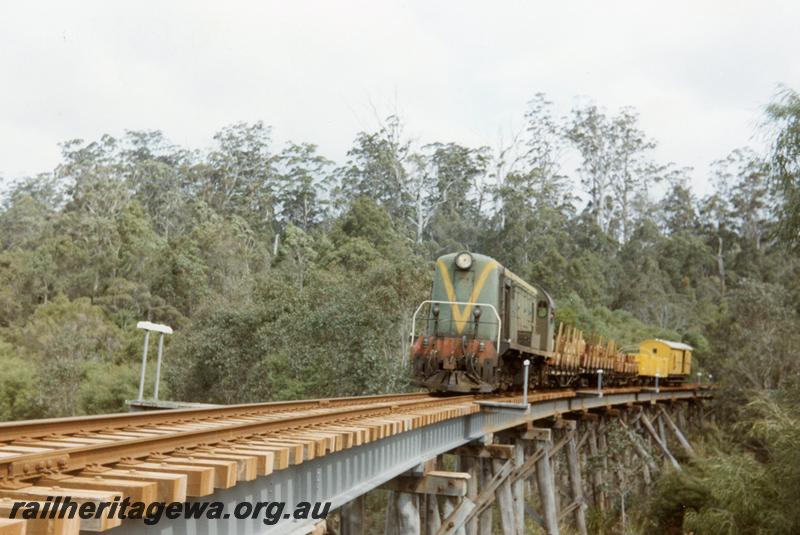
<box><xmin>0</xmin><ymin>386</ymin><xmax>712</xmax><ymax>535</ymax></box>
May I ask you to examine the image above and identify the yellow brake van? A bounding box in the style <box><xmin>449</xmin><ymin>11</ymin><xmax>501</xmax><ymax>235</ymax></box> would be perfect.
<box><xmin>639</xmin><ymin>339</ymin><xmax>693</xmax><ymax>379</ymax></box>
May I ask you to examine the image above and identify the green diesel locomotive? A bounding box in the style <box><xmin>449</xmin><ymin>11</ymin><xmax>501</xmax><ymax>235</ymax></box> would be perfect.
<box><xmin>410</xmin><ymin>251</ymin><xmax>557</xmax><ymax>392</ymax></box>
<box><xmin>410</xmin><ymin>252</ymin><xmax>643</xmax><ymax>393</ymax></box>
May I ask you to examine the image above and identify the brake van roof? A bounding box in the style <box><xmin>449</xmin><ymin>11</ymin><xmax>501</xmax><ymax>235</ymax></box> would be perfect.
<box><xmin>653</xmin><ymin>339</ymin><xmax>693</xmax><ymax>351</ymax></box>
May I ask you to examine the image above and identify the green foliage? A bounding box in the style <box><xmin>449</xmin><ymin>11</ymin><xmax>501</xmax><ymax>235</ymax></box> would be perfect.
<box><xmin>4</xmin><ymin>296</ymin><xmax>125</xmax><ymax>417</ymax></box>
<box><xmin>167</xmin><ymin>199</ymin><xmax>429</xmax><ymax>402</ymax></box>
<box><xmin>78</xmin><ymin>362</ymin><xmax>139</xmax><ymax>415</ymax></box>
<box><xmin>0</xmin><ymin>339</ymin><xmax>43</xmax><ymax>420</ymax></box>
<box><xmin>744</xmin><ymin>395</ymin><xmax>800</xmax><ymax>531</ymax></box>
<box><xmin>765</xmin><ymin>86</ymin><xmax>800</xmax><ymax>248</ymax></box>
<box><xmin>642</xmin><ymin>388</ymin><xmax>800</xmax><ymax>535</ymax></box>
<box><xmin>683</xmin><ymin>454</ymin><xmax>774</xmax><ymax>535</ymax></box>
<box><xmin>646</xmin><ymin>470</ymin><xmax>711</xmax><ymax>535</ymax></box>
<box><xmin>556</xmin><ymin>292</ymin><xmax>680</xmax><ymax>349</ymax></box>
<box><xmin>167</xmin><ymin>298</ymin><xmax>300</xmax><ymax>404</ymax></box>
<box><xmin>276</xmin><ymin>142</ymin><xmax>332</xmax><ymax>230</ymax></box>
<box><xmin>707</xmin><ymin>279</ymin><xmax>800</xmax><ymax>390</ymax></box>
<box><xmin>336</xmin><ymin>116</ymin><xmax>411</xmax><ymax>225</ymax></box>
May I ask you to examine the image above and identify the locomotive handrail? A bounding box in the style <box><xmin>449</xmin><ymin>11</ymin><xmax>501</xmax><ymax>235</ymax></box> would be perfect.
<box><xmin>411</xmin><ymin>300</ymin><xmax>502</xmax><ymax>350</ymax></box>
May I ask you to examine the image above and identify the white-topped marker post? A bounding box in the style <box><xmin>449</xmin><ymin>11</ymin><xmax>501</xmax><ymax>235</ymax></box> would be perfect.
<box><xmin>522</xmin><ymin>359</ymin><xmax>530</xmax><ymax>405</ymax></box>
<box><xmin>136</xmin><ymin>321</ymin><xmax>173</xmax><ymax>401</ymax></box>
<box><xmin>597</xmin><ymin>369</ymin><xmax>604</xmax><ymax>398</ymax></box>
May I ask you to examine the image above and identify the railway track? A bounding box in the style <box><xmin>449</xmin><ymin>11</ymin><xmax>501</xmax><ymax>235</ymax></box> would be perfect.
<box><xmin>0</xmin><ymin>392</ymin><xmax>482</xmax><ymax>534</ymax></box>
<box><xmin>0</xmin><ymin>392</ymin><xmax>437</xmax><ymax>443</ymax></box>
<box><xmin>0</xmin><ymin>386</ymin><xmax>705</xmax><ymax>534</ymax></box>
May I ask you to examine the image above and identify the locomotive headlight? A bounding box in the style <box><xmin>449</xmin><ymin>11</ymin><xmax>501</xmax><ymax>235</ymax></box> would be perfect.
<box><xmin>473</xmin><ymin>307</ymin><xmax>482</xmax><ymax>319</ymax></box>
<box><xmin>432</xmin><ymin>304</ymin><xmax>440</xmax><ymax>317</ymax></box>
<box><xmin>455</xmin><ymin>252</ymin><xmax>473</xmax><ymax>270</ymax></box>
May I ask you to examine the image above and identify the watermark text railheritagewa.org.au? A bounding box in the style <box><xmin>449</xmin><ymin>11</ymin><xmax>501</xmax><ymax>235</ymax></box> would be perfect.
<box><xmin>9</xmin><ymin>496</ymin><xmax>331</xmax><ymax>526</ymax></box>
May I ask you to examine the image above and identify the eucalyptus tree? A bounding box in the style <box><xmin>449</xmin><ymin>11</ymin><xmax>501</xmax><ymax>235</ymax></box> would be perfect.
<box><xmin>121</xmin><ymin>130</ymin><xmax>194</xmax><ymax>240</ymax></box>
<box><xmin>336</xmin><ymin>115</ymin><xmax>411</xmax><ymax>227</ymax></box>
<box><xmin>336</xmin><ymin>117</ymin><xmax>487</xmax><ymax>248</ymax></box>
<box><xmin>764</xmin><ymin>86</ymin><xmax>800</xmax><ymax>248</ymax></box>
<box><xmin>275</xmin><ymin>142</ymin><xmax>333</xmax><ymax>232</ymax></box>
<box><xmin>7</xmin><ymin>296</ymin><xmax>124</xmax><ymax>417</ymax></box>
<box><xmin>202</xmin><ymin>121</ymin><xmax>279</xmax><ymax>232</ymax></box>
<box><xmin>660</xmin><ymin>172</ymin><xmax>700</xmax><ymax>236</ymax></box>
<box><xmin>484</xmin><ymin>95</ymin><xmax>577</xmax><ymax>291</ymax></box>
<box><xmin>609</xmin><ymin>108</ymin><xmax>658</xmax><ymax>241</ymax></box>
<box><xmin>565</xmin><ymin>104</ymin><xmax>615</xmax><ymax>232</ymax></box>
<box><xmin>712</xmin><ymin>148</ymin><xmax>771</xmax><ymax>251</ymax></box>
<box><xmin>566</xmin><ymin>104</ymin><xmax>658</xmax><ymax>242</ymax></box>
<box><xmin>0</xmin><ymin>173</ymin><xmax>61</xmax><ymax>252</ymax></box>
<box><xmin>422</xmin><ymin>142</ymin><xmax>490</xmax><ymax>254</ymax></box>
<box><xmin>405</xmin><ymin>142</ymin><xmax>488</xmax><ymax>247</ymax></box>
<box><xmin>701</xmin><ymin>154</ymin><xmax>764</xmax><ymax>297</ymax></box>
<box><xmin>489</xmin><ymin>94</ymin><xmax>565</xmax><ymax>231</ymax></box>
<box><xmin>0</xmin><ymin>173</ymin><xmax>67</xmax><ymax>320</ymax></box>
<box><xmin>56</xmin><ymin>136</ymin><xmax>130</xmax><ymax>302</ymax></box>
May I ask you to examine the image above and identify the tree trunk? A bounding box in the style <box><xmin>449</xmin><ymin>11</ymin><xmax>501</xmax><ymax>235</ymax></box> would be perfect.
<box><xmin>717</xmin><ymin>235</ymin><xmax>726</xmax><ymax>296</ymax></box>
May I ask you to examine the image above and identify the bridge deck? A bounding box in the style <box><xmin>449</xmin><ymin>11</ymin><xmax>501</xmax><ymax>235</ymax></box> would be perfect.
<box><xmin>0</xmin><ymin>386</ymin><xmax>711</xmax><ymax>535</ymax></box>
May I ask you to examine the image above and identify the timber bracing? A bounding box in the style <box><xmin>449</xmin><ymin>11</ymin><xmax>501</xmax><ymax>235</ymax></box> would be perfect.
<box><xmin>377</xmin><ymin>398</ymin><xmax>706</xmax><ymax>535</ymax></box>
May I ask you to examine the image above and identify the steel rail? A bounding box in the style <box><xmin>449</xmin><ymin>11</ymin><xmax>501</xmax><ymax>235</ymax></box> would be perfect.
<box><xmin>0</xmin><ymin>385</ymin><xmax>704</xmax><ymax>443</ymax></box>
<box><xmin>0</xmin><ymin>391</ymin><xmax>436</xmax><ymax>442</ymax></box>
<box><xmin>1</xmin><ymin>395</ymin><xmax>477</xmax><ymax>479</ymax></box>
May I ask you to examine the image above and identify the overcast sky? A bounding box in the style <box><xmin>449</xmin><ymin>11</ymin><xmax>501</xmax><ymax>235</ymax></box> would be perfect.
<box><xmin>1</xmin><ymin>1</ymin><xmax>798</xmax><ymax>195</ymax></box>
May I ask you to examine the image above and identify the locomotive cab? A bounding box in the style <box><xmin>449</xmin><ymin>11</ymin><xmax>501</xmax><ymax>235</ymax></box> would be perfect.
<box><xmin>501</xmin><ymin>270</ymin><xmax>555</xmax><ymax>356</ymax></box>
